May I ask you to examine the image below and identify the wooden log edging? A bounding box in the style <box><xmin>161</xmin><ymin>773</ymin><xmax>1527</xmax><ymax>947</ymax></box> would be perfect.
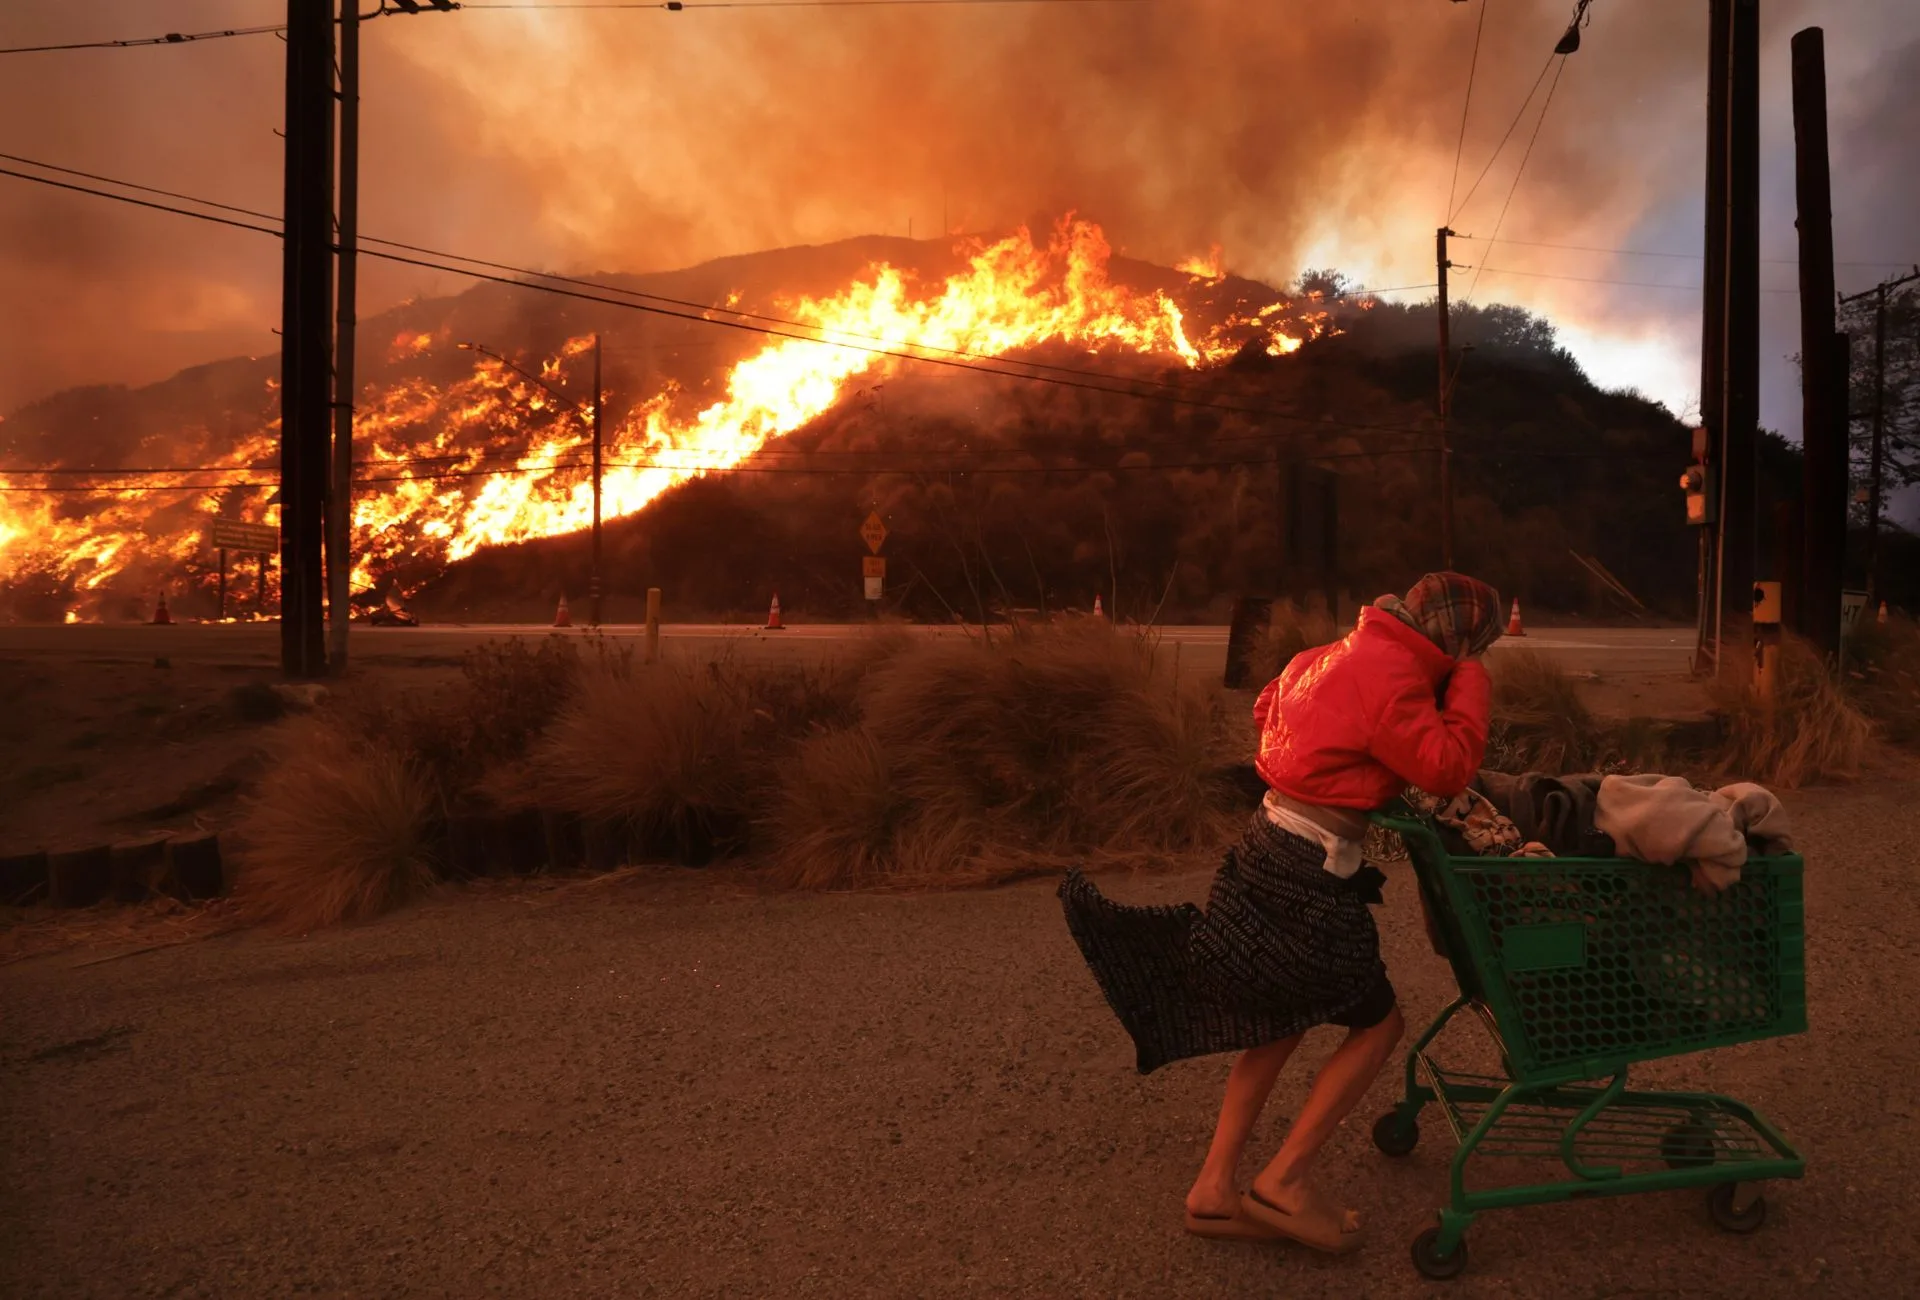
<box><xmin>9</xmin><ymin>834</ymin><xmax>226</xmax><ymax>909</ymax></box>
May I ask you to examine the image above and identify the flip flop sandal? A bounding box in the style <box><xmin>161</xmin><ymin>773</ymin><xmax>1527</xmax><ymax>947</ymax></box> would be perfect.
<box><xmin>1183</xmin><ymin>1208</ymin><xmax>1283</xmax><ymax>1241</ymax></box>
<box><xmin>1239</xmin><ymin>1189</ymin><xmax>1366</xmax><ymax>1255</ymax></box>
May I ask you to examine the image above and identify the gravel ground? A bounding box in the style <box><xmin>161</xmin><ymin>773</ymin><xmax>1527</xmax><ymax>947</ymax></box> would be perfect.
<box><xmin>3</xmin><ymin>778</ymin><xmax>1917</xmax><ymax>1299</ymax></box>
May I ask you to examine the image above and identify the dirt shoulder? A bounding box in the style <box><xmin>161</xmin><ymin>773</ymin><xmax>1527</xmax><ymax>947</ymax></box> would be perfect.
<box><xmin>2</xmin><ymin>780</ymin><xmax>1915</xmax><ymax>1298</ymax></box>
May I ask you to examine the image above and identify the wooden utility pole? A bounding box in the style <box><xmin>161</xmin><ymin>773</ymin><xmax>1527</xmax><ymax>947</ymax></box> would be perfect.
<box><xmin>1841</xmin><ymin>267</ymin><xmax>1920</xmax><ymax>600</ymax></box>
<box><xmin>279</xmin><ymin>0</ymin><xmax>335</xmax><ymax>679</ymax></box>
<box><xmin>1696</xmin><ymin>0</ymin><xmax>1730</xmax><ymax>675</ymax></box>
<box><xmin>590</xmin><ymin>333</ymin><xmax>604</xmax><ymax>628</ymax></box>
<box><xmin>1722</xmin><ymin>0</ymin><xmax>1760</xmax><ymax>641</ymax></box>
<box><xmin>1436</xmin><ymin>225</ymin><xmax>1455</xmax><ymax>570</ymax></box>
<box><xmin>1791</xmin><ymin>27</ymin><xmax>1845</xmax><ymax>657</ymax></box>
<box><xmin>328</xmin><ymin>0</ymin><xmax>359</xmax><ymax>669</ymax></box>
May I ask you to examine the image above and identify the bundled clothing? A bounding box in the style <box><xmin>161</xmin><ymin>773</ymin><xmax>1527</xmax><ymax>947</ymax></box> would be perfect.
<box><xmin>1475</xmin><ymin>771</ymin><xmax>1616</xmax><ymax>858</ymax></box>
<box><xmin>1592</xmin><ymin>774</ymin><xmax>1793</xmax><ymax>890</ymax></box>
<box><xmin>1418</xmin><ymin>770</ymin><xmax>1793</xmax><ymax>892</ymax></box>
<box><xmin>1059</xmin><ymin>572</ymin><xmax>1503</xmax><ymax>1073</ymax></box>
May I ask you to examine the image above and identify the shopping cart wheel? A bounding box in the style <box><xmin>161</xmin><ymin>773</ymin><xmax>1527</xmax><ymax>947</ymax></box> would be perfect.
<box><xmin>1661</xmin><ymin>1121</ymin><xmax>1718</xmax><ymax>1169</ymax></box>
<box><xmin>1707</xmin><ymin>1182</ymin><xmax>1768</xmax><ymax>1234</ymax></box>
<box><xmin>1371</xmin><ymin>1112</ymin><xmax>1420</xmax><ymax>1158</ymax></box>
<box><xmin>1410</xmin><ymin>1227</ymin><xmax>1470</xmax><ymax>1280</ymax></box>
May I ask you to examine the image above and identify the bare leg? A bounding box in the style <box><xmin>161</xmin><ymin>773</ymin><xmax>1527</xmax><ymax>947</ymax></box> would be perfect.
<box><xmin>1249</xmin><ymin>1007</ymin><xmax>1405</xmax><ymax>1225</ymax></box>
<box><xmin>1184</xmin><ymin>1034</ymin><xmax>1302</xmax><ymax>1218</ymax></box>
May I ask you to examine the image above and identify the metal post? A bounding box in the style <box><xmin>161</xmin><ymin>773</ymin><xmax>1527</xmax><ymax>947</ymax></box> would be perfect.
<box><xmin>217</xmin><ymin>548</ymin><xmax>228</xmax><ymax>621</ymax></box>
<box><xmin>1697</xmin><ymin>0</ymin><xmax>1730</xmax><ymax>676</ymax></box>
<box><xmin>278</xmin><ymin>0</ymin><xmax>334</xmax><ymax>679</ymax></box>
<box><xmin>1792</xmin><ymin>27</ymin><xmax>1844</xmax><ymax>656</ymax></box>
<box><xmin>590</xmin><ymin>333</ymin><xmax>603</xmax><ymax>628</ymax></box>
<box><xmin>1436</xmin><ymin>226</ymin><xmax>1455</xmax><ymax>570</ymax></box>
<box><xmin>1722</xmin><ymin>0</ymin><xmax>1759</xmax><ymax>647</ymax></box>
<box><xmin>328</xmin><ymin>0</ymin><xmax>359</xmax><ymax>669</ymax></box>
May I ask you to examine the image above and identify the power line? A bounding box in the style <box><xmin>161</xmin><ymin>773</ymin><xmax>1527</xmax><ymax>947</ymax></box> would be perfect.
<box><xmin>1462</xmin><ymin>52</ymin><xmax>1567</xmax><ymax>306</ymax></box>
<box><xmin>1445</xmin><ymin>0</ymin><xmax>1489</xmax><ymax>224</ymax></box>
<box><xmin>0</xmin><ymin>440</ymin><xmax>1674</xmax><ymax>494</ymax></box>
<box><xmin>1452</xmin><ymin>233</ymin><xmax>1916</xmax><ymax>269</ymax></box>
<box><xmin>0</xmin><ymin>157</ymin><xmax>1453</xmax><ymax>443</ymax></box>
<box><xmin>0</xmin><ymin>165</ymin><xmax>282</xmax><ymax>237</ymax></box>
<box><xmin>1473</xmin><ymin>264</ymin><xmax>1804</xmax><ymax>294</ymax></box>
<box><xmin>1450</xmin><ymin>50</ymin><xmax>1555</xmax><ymax>224</ymax></box>
<box><xmin>0</xmin><ymin>152</ymin><xmax>1356</xmax><ymax>407</ymax></box>
<box><xmin>0</xmin><ymin>22</ymin><xmax>288</xmax><ymax>57</ymax></box>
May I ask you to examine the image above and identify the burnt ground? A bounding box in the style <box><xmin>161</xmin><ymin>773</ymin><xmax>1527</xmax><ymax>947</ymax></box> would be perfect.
<box><xmin>3</xmin><ymin>777</ymin><xmax>1917</xmax><ymax>1299</ymax></box>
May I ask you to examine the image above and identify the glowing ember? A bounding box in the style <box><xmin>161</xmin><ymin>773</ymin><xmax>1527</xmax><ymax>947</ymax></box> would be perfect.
<box><xmin>0</xmin><ymin>218</ymin><xmax>1324</xmax><ymax>619</ymax></box>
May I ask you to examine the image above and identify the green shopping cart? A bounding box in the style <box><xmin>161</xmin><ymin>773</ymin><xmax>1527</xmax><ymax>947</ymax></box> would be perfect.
<box><xmin>1367</xmin><ymin>805</ymin><xmax>1807</xmax><ymax>1280</ymax></box>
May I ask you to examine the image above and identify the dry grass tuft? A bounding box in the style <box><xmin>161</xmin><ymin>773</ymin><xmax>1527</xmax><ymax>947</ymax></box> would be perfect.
<box><xmin>1488</xmin><ymin>650</ymin><xmax>1603</xmax><ymax>774</ymax></box>
<box><xmin>522</xmin><ymin>660</ymin><xmax>760</xmax><ymax>864</ymax></box>
<box><xmin>1843</xmin><ymin>610</ymin><xmax>1920</xmax><ymax>749</ymax></box>
<box><xmin>1243</xmin><ymin>598</ymin><xmax>1341</xmax><ymax>688</ymax></box>
<box><xmin>769</xmin><ymin>624</ymin><xmax>1238</xmax><ymax>889</ymax></box>
<box><xmin>1713</xmin><ymin>633</ymin><xmax>1874</xmax><ymax>787</ymax></box>
<box><xmin>231</xmin><ymin>719</ymin><xmax>440</xmax><ymax>930</ymax></box>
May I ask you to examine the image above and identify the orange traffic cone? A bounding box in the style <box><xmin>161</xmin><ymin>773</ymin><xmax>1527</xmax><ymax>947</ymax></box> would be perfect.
<box><xmin>765</xmin><ymin>593</ymin><xmax>784</xmax><ymax>630</ymax></box>
<box><xmin>1880</xmin><ymin>601</ymin><xmax>1890</xmax><ymax>626</ymax></box>
<box><xmin>1504</xmin><ymin>598</ymin><xmax>1526</xmax><ymax>637</ymax></box>
<box><xmin>553</xmin><ymin>593</ymin><xmax>572</xmax><ymax>628</ymax></box>
<box><xmin>1092</xmin><ymin>593</ymin><xmax>1105</xmax><ymax>618</ymax></box>
<box><xmin>152</xmin><ymin>592</ymin><xmax>173</xmax><ymax>625</ymax></box>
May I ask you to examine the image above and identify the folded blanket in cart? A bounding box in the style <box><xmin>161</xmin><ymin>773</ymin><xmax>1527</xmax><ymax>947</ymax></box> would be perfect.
<box><xmin>1593</xmin><ymin>774</ymin><xmax>1794</xmax><ymax>890</ymax></box>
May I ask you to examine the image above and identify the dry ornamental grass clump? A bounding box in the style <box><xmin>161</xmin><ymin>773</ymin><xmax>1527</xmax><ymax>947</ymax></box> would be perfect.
<box><xmin>231</xmin><ymin>720</ymin><xmax>439</xmax><ymax>930</ymax></box>
<box><xmin>768</xmin><ymin>625</ymin><xmax>1239</xmax><ymax>889</ymax></box>
<box><xmin>1713</xmin><ymin>633</ymin><xmax>1874</xmax><ymax>788</ymax></box>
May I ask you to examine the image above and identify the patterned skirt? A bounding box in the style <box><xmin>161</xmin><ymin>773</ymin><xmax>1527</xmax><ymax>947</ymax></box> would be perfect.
<box><xmin>1058</xmin><ymin>813</ymin><xmax>1395</xmax><ymax>1074</ymax></box>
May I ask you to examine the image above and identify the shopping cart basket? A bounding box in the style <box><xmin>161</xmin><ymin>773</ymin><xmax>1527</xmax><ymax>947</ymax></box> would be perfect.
<box><xmin>1367</xmin><ymin>804</ymin><xmax>1807</xmax><ymax>1280</ymax></box>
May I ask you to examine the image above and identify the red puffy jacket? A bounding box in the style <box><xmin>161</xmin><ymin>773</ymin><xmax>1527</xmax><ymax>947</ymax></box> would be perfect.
<box><xmin>1253</xmin><ymin>607</ymin><xmax>1492</xmax><ymax>809</ymax></box>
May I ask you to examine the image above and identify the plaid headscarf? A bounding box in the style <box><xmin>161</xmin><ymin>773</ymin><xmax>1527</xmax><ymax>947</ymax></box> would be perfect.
<box><xmin>1374</xmin><ymin>571</ymin><xmax>1503</xmax><ymax>659</ymax></box>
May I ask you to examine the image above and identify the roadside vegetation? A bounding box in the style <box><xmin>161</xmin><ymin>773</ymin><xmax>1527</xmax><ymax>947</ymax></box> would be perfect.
<box><xmin>206</xmin><ymin>606</ymin><xmax>1920</xmax><ymax>930</ymax></box>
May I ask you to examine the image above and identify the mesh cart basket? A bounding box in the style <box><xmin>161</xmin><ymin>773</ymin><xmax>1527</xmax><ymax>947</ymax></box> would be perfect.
<box><xmin>1368</xmin><ymin>805</ymin><xmax>1807</xmax><ymax>1281</ymax></box>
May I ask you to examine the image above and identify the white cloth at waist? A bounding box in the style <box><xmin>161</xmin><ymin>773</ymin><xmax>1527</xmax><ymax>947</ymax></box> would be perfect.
<box><xmin>1262</xmin><ymin>790</ymin><xmax>1366</xmax><ymax>879</ymax></box>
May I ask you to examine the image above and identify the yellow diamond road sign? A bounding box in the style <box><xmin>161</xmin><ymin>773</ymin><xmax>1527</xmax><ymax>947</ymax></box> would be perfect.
<box><xmin>860</xmin><ymin>511</ymin><xmax>887</xmax><ymax>554</ymax></box>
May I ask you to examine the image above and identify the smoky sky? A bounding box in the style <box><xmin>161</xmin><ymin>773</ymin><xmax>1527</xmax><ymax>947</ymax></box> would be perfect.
<box><xmin>1</xmin><ymin>0</ymin><xmax>1915</xmax><ymax>446</ymax></box>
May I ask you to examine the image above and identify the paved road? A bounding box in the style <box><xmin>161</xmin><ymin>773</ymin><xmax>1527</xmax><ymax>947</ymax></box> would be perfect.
<box><xmin>2</xmin><ymin>779</ymin><xmax>1911</xmax><ymax>1298</ymax></box>
<box><xmin>0</xmin><ymin>623</ymin><xmax>1697</xmax><ymax>681</ymax></box>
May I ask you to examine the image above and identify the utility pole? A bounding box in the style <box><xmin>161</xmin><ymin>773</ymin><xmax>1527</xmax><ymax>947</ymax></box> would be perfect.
<box><xmin>1436</xmin><ymin>225</ymin><xmax>1455</xmax><ymax>570</ymax></box>
<box><xmin>1841</xmin><ymin>267</ymin><xmax>1920</xmax><ymax>601</ymax></box>
<box><xmin>1696</xmin><ymin>0</ymin><xmax>1730</xmax><ymax>675</ymax></box>
<box><xmin>279</xmin><ymin>0</ymin><xmax>335</xmax><ymax>680</ymax></box>
<box><xmin>1791</xmin><ymin>27</ymin><xmax>1845</xmax><ymax>657</ymax></box>
<box><xmin>590</xmin><ymin>333</ymin><xmax>604</xmax><ymax>629</ymax></box>
<box><xmin>1722</xmin><ymin>0</ymin><xmax>1760</xmax><ymax>646</ymax></box>
<box><xmin>328</xmin><ymin>0</ymin><xmax>359</xmax><ymax>670</ymax></box>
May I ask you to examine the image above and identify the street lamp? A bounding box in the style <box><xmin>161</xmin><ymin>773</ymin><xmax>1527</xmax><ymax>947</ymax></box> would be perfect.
<box><xmin>457</xmin><ymin>336</ymin><xmax>605</xmax><ymax>627</ymax></box>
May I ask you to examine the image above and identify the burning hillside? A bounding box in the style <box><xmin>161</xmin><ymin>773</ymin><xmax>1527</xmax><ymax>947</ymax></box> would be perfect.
<box><xmin>0</xmin><ymin>218</ymin><xmax>1344</xmax><ymax>622</ymax></box>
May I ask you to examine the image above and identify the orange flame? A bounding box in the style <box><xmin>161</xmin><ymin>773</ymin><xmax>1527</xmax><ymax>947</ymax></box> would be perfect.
<box><xmin>2</xmin><ymin>218</ymin><xmax>1323</xmax><ymax>618</ymax></box>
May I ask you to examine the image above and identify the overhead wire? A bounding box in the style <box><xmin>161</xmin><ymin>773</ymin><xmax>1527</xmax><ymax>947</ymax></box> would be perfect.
<box><xmin>0</xmin><ymin>22</ymin><xmax>289</xmax><ymax>56</ymax></box>
<box><xmin>1445</xmin><ymin>0</ymin><xmax>1489</xmax><ymax>224</ymax></box>
<box><xmin>0</xmin><ymin>158</ymin><xmax>1450</xmax><ymax>444</ymax></box>
<box><xmin>1448</xmin><ymin>51</ymin><xmax>1555</xmax><ymax>224</ymax></box>
<box><xmin>1460</xmin><ymin>51</ymin><xmax>1567</xmax><ymax>307</ymax></box>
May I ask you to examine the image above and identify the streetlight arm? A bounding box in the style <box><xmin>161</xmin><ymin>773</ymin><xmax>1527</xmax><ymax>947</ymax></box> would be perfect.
<box><xmin>456</xmin><ymin>340</ymin><xmax>589</xmax><ymax>415</ymax></box>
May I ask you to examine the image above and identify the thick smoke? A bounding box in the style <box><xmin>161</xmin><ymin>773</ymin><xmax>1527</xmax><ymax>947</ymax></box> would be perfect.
<box><xmin>0</xmin><ymin>0</ymin><xmax>1913</xmax><ymax>433</ymax></box>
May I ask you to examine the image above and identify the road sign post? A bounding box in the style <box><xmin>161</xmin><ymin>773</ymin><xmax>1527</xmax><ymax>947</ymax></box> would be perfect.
<box><xmin>860</xmin><ymin>511</ymin><xmax>887</xmax><ymax>607</ymax></box>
